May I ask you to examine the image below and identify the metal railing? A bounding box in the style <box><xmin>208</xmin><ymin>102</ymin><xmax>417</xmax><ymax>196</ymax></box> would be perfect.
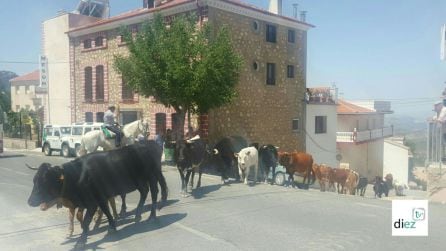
<box><xmin>336</xmin><ymin>126</ymin><xmax>394</xmax><ymax>143</ymax></box>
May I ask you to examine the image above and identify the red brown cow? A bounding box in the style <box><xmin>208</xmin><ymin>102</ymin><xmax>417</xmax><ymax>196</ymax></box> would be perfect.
<box><xmin>313</xmin><ymin>164</ymin><xmax>332</xmax><ymax>192</ymax></box>
<box><xmin>328</xmin><ymin>168</ymin><xmax>350</xmax><ymax>193</ymax></box>
<box><xmin>278</xmin><ymin>151</ymin><xmax>314</xmax><ymax>188</ymax></box>
<box><xmin>344</xmin><ymin>170</ymin><xmax>359</xmax><ymax>195</ymax></box>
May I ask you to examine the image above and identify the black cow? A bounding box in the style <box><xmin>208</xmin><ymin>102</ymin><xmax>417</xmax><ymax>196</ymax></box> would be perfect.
<box><xmin>373</xmin><ymin>176</ymin><xmax>389</xmax><ymax>198</ymax></box>
<box><xmin>27</xmin><ymin>144</ymin><xmax>168</xmax><ymax>248</ymax></box>
<box><xmin>176</xmin><ymin>137</ymin><xmax>207</xmax><ymax>195</ymax></box>
<box><xmin>258</xmin><ymin>144</ymin><xmax>278</xmax><ymax>184</ymax></box>
<box><xmin>356</xmin><ymin>177</ymin><xmax>368</xmax><ymax>196</ymax></box>
<box><xmin>213</xmin><ymin>136</ymin><xmax>248</xmax><ymax>183</ymax></box>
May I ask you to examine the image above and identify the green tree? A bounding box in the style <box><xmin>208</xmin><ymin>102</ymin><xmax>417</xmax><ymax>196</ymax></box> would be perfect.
<box><xmin>114</xmin><ymin>13</ymin><xmax>242</xmax><ymax>139</ymax></box>
<box><xmin>0</xmin><ymin>70</ymin><xmax>17</xmax><ymax>121</ymax></box>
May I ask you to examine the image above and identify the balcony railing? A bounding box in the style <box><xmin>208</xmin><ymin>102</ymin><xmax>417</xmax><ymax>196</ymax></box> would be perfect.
<box><xmin>336</xmin><ymin>126</ymin><xmax>393</xmax><ymax>143</ymax></box>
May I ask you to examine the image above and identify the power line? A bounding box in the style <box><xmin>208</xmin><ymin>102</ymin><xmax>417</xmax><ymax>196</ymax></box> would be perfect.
<box><xmin>0</xmin><ymin>60</ymin><xmax>69</xmax><ymax>64</ymax></box>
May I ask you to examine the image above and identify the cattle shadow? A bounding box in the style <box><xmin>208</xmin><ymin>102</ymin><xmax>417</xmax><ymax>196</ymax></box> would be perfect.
<box><xmin>67</xmin><ymin>213</ymin><xmax>187</xmax><ymax>250</ymax></box>
<box><xmin>191</xmin><ymin>184</ymin><xmax>221</xmax><ymax>199</ymax></box>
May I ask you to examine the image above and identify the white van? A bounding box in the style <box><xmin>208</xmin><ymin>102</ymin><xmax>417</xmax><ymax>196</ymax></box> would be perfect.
<box><xmin>60</xmin><ymin>122</ymin><xmax>102</xmax><ymax>157</ymax></box>
<box><xmin>42</xmin><ymin>125</ymin><xmax>73</xmax><ymax>156</ymax></box>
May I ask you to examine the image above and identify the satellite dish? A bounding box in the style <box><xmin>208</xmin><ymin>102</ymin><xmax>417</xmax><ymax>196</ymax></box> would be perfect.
<box><xmin>336</xmin><ymin>154</ymin><xmax>342</xmax><ymax>161</ymax></box>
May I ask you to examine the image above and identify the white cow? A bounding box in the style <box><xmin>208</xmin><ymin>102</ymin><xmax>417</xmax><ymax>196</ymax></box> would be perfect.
<box><xmin>235</xmin><ymin>146</ymin><xmax>259</xmax><ymax>185</ymax></box>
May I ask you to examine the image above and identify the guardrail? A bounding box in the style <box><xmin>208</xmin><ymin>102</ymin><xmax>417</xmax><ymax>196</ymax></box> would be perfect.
<box><xmin>336</xmin><ymin>126</ymin><xmax>393</xmax><ymax>143</ymax></box>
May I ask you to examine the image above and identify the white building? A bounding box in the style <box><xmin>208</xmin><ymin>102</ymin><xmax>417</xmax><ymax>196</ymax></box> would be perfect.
<box><xmin>336</xmin><ymin>100</ymin><xmax>393</xmax><ymax>181</ymax></box>
<box><xmin>384</xmin><ymin>137</ymin><xmax>410</xmax><ymax>186</ymax></box>
<box><xmin>305</xmin><ymin>87</ymin><xmax>338</xmax><ymax>167</ymax></box>
<box><xmin>42</xmin><ymin>11</ymin><xmax>98</xmax><ymax>124</ymax></box>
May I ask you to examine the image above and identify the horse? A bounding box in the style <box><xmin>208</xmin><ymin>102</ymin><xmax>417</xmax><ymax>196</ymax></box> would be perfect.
<box><xmin>79</xmin><ymin>119</ymin><xmax>149</xmax><ymax>156</ymax></box>
<box><xmin>78</xmin><ymin>119</ymin><xmax>148</xmax><ymax>216</ymax></box>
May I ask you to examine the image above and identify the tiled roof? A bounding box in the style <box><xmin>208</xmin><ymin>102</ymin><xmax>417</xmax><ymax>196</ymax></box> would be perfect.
<box><xmin>68</xmin><ymin>0</ymin><xmax>313</xmax><ymax>33</ymax></box>
<box><xmin>10</xmin><ymin>70</ymin><xmax>39</xmax><ymax>82</ymax></box>
<box><xmin>337</xmin><ymin>99</ymin><xmax>375</xmax><ymax>114</ymax></box>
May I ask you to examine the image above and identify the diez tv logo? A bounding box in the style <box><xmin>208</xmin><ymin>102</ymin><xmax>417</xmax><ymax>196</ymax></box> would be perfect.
<box><xmin>392</xmin><ymin>200</ymin><xmax>428</xmax><ymax>236</ymax></box>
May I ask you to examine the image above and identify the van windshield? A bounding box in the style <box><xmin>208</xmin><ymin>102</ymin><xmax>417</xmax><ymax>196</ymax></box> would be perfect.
<box><xmin>60</xmin><ymin>127</ymin><xmax>71</xmax><ymax>135</ymax></box>
<box><xmin>72</xmin><ymin>127</ymin><xmax>83</xmax><ymax>135</ymax></box>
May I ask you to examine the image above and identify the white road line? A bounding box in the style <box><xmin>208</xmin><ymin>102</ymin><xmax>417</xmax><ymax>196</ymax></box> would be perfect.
<box><xmin>355</xmin><ymin>202</ymin><xmax>389</xmax><ymax>209</ymax></box>
<box><xmin>173</xmin><ymin>222</ymin><xmax>218</xmax><ymax>241</ymax></box>
<box><xmin>0</xmin><ymin>166</ymin><xmax>30</xmax><ymax>176</ymax></box>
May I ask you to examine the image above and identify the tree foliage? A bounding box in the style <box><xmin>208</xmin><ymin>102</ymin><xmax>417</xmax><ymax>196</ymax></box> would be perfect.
<box><xmin>114</xmin><ymin>13</ymin><xmax>242</xmax><ymax>137</ymax></box>
<box><xmin>0</xmin><ymin>70</ymin><xmax>17</xmax><ymax>114</ymax></box>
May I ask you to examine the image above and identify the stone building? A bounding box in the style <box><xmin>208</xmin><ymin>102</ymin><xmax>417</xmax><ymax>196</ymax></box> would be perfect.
<box><xmin>66</xmin><ymin>0</ymin><xmax>313</xmax><ymax>149</ymax></box>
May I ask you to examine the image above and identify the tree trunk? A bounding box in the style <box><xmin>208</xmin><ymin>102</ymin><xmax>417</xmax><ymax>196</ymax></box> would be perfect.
<box><xmin>187</xmin><ymin>109</ymin><xmax>192</xmax><ymax>138</ymax></box>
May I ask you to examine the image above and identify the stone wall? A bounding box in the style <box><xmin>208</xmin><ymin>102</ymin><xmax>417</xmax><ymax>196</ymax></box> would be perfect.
<box><xmin>206</xmin><ymin>7</ymin><xmax>307</xmax><ymax>151</ymax></box>
<box><xmin>2</xmin><ymin>137</ymin><xmax>38</xmax><ymax>150</ymax></box>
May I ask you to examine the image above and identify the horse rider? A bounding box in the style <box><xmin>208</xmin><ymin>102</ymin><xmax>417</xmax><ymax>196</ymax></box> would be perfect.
<box><xmin>103</xmin><ymin>105</ymin><xmax>122</xmax><ymax>147</ymax></box>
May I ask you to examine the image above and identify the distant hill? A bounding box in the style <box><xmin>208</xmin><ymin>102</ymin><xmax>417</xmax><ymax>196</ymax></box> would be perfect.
<box><xmin>386</xmin><ymin>114</ymin><xmax>427</xmax><ymax>166</ymax></box>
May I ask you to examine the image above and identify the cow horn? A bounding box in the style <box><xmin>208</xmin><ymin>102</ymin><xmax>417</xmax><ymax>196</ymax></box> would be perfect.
<box><xmin>26</xmin><ymin>163</ymin><xmax>38</xmax><ymax>170</ymax></box>
<box><xmin>213</xmin><ymin>149</ymin><xmax>219</xmax><ymax>155</ymax></box>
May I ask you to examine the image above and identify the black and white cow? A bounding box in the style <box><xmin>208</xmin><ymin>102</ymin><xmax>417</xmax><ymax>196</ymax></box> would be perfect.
<box><xmin>27</xmin><ymin>143</ymin><xmax>168</xmax><ymax>248</ymax></box>
<box><xmin>176</xmin><ymin>136</ymin><xmax>207</xmax><ymax>195</ymax></box>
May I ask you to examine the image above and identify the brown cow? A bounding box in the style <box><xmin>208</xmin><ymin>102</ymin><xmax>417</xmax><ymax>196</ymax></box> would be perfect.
<box><xmin>313</xmin><ymin>164</ymin><xmax>332</xmax><ymax>192</ymax></box>
<box><xmin>344</xmin><ymin>170</ymin><xmax>359</xmax><ymax>195</ymax></box>
<box><xmin>328</xmin><ymin>168</ymin><xmax>350</xmax><ymax>193</ymax></box>
<box><xmin>278</xmin><ymin>151</ymin><xmax>314</xmax><ymax>188</ymax></box>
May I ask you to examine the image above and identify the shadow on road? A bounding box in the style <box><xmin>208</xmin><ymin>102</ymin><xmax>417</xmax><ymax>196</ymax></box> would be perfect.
<box><xmin>67</xmin><ymin>213</ymin><xmax>187</xmax><ymax>250</ymax></box>
<box><xmin>192</xmin><ymin>184</ymin><xmax>221</xmax><ymax>199</ymax></box>
<box><xmin>0</xmin><ymin>154</ymin><xmax>25</xmax><ymax>159</ymax></box>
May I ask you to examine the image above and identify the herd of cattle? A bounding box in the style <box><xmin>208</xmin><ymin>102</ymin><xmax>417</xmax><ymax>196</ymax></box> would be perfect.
<box><xmin>26</xmin><ymin>135</ymin><xmax>396</xmax><ymax>248</ymax></box>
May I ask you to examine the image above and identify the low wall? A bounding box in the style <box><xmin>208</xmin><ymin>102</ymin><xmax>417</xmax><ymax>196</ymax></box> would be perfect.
<box><xmin>3</xmin><ymin>137</ymin><xmax>38</xmax><ymax>150</ymax></box>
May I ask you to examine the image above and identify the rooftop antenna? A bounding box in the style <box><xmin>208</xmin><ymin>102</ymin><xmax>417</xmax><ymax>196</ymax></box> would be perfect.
<box><xmin>292</xmin><ymin>4</ymin><xmax>299</xmax><ymax>19</ymax></box>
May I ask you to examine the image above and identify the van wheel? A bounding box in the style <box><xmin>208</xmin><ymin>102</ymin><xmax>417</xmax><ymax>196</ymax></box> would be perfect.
<box><xmin>274</xmin><ymin>172</ymin><xmax>286</xmax><ymax>186</ymax></box>
<box><xmin>75</xmin><ymin>144</ymin><xmax>81</xmax><ymax>157</ymax></box>
<box><xmin>62</xmin><ymin>144</ymin><xmax>70</xmax><ymax>157</ymax></box>
<box><xmin>43</xmin><ymin>143</ymin><xmax>52</xmax><ymax>156</ymax></box>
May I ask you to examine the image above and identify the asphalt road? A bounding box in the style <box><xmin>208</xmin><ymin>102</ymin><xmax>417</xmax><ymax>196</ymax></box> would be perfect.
<box><xmin>0</xmin><ymin>149</ymin><xmax>445</xmax><ymax>251</ymax></box>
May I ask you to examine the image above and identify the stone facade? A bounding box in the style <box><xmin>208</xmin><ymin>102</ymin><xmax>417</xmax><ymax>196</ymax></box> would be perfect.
<box><xmin>206</xmin><ymin>7</ymin><xmax>307</xmax><ymax>151</ymax></box>
<box><xmin>68</xmin><ymin>0</ymin><xmax>311</xmax><ymax>148</ymax></box>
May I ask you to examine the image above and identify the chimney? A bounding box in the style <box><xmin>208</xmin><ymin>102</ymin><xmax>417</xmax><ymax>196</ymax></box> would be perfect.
<box><xmin>292</xmin><ymin>4</ymin><xmax>299</xmax><ymax>19</ymax></box>
<box><xmin>300</xmin><ymin>11</ymin><xmax>307</xmax><ymax>22</ymax></box>
<box><xmin>144</xmin><ymin>0</ymin><xmax>154</xmax><ymax>8</ymax></box>
<box><xmin>268</xmin><ymin>0</ymin><xmax>282</xmax><ymax>15</ymax></box>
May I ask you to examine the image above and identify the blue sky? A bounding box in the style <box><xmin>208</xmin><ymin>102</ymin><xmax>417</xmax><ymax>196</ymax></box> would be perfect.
<box><xmin>1</xmin><ymin>0</ymin><xmax>445</xmax><ymax>118</ymax></box>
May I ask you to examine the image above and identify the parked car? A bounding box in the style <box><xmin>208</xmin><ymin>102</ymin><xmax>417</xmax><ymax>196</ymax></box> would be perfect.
<box><xmin>267</xmin><ymin>165</ymin><xmax>306</xmax><ymax>187</ymax></box>
<box><xmin>42</xmin><ymin>125</ymin><xmax>72</xmax><ymax>156</ymax></box>
<box><xmin>60</xmin><ymin>122</ymin><xmax>102</xmax><ymax>157</ymax></box>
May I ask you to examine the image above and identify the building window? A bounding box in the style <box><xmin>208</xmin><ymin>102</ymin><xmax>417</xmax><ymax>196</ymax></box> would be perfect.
<box><xmin>83</xmin><ymin>39</ymin><xmax>92</xmax><ymax>49</ymax></box>
<box><xmin>155</xmin><ymin>113</ymin><xmax>167</xmax><ymax>135</ymax></box>
<box><xmin>15</xmin><ymin>86</ymin><xmax>19</xmax><ymax>94</ymax></box>
<box><xmin>16</xmin><ymin>105</ymin><xmax>20</xmax><ymax>111</ymax></box>
<box><xmin>84</xmin><ymin>67</ymin><xmax>93</xmax><ymax>101</ymax></box>
<box><xmin>253</xmin><ymin>61</ymin><xmax>259</xmax><ymax>71</ymax></box>
<box><xmin>96</xmin><ymin>112</ymin><xmax>104</xmax><ymax>122</ymax></box>
<box><xmin>96</xmin><ymin>65</ymin><xmax>104</xmax><ymax>101</ymax></box>
<box><xmin>266</xmin><ymin>24</ymin><xmax>277</xmax><ymax>43</ymax></box>
<box><xmin>95</xmin><ymin>36</ymin><xmax>104</xmax><ymax>47</ymax></box>
<box><xmin>122</xmin><ymin>79</ymin><xmax>134</xmax><ymax>101</ymax></box>
<box><xmin>315</xmin><ymin>116</ymin><xmax>327</xmax><ymax>134</ymax></box>
<box><xmin>292</xmin><ymin>119</ymin><xmax>299</xmax><ymax>131</ymax></box>
<box><xmin>252</xmin><ymin>20</ymin><xmax>259</xmax><ymax>32</ymax></box>
<box><xmin>288</xmin><ymin>29</ymin><xmax>296</xmax><ymax>43</ymax></box>
<box><xmin>266</xmin><ymin>63</ymin><xmax>276</xmax><ymax>85</ymax></box>
<box><xmin>85</xmin><ymin>112</ymin><xmax>93</xmax><ymax>122</ymax></box>
<box><xmin>25</xmin><ymin>85</ymin><xmax>30</xmax><ymax>94</ymax></box>
<box><xmin>287</xmin><ymin>65</ymin><xmax>295</xmax><ymax>78</ymax></box>
<box><xmin>25</xmin><ymin>105</ymin><xmax>30</xmax><ymax>110</ymax></box>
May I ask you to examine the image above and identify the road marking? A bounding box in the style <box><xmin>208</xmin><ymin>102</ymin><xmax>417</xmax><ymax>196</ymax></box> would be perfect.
<box><xmin>355</xmin><ymin>202</ymin><xmax>389</xmax><ymax>209</ymax></box>
<box><xmin>0</xmin><ymin>166</ymin><xmax>30</xmax><ymax>176</ymax></box>
<box><xmin>173</xmin><ymin>222</ymin><xmax>217</xmax><ymax>241</ymax></box>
